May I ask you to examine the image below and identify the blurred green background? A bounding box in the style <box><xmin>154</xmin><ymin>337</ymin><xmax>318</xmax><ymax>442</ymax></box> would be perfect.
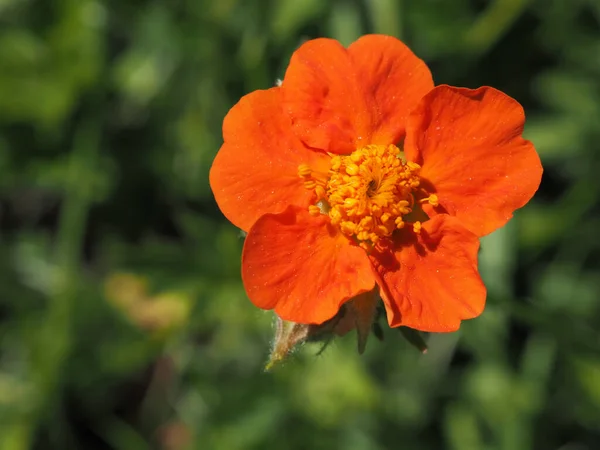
<box><xmin>0</xmin><ymin>0</ymin><xmax>599</xmax><ymax>449</ymax></box>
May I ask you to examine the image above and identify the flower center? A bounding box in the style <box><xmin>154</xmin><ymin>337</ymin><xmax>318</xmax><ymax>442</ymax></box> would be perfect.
<box><xmin>299</xmin><ymin>144</ymin><xmax>438</xmax><ymax>248</ymax></box>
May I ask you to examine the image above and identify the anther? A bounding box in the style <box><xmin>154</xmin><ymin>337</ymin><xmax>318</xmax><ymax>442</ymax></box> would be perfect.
<box><xmin>315</xmin><ymin>185</ymin><xmax>326</xmax><ymax>199</ymax></box>
<box><xmin>308</xmin><ymin>205</ymin><xmax>321</xmax><ymax>216</ymax></box>
<box><xmin>304</xmin><ymin>180</ymin><xmax>317</xmax><ymax>190</ymax></box>
<box><xmin>350</xmin><ymin>152</ymin><xmax>362</xmax><ymax>163</ymax></box>
<box><xmin>418</xmin><ymin>194</ymin><xmax>438</xmax><ymax>207</ymax></box>
<box><xmin>331</xmin><ymin>157</ymin><xmax>342</xmax><ymax>171</ymax></box>
<box><xmin>359</xmin><ymin>242</ymin><xmax>370</xmax><ymax>250</ymax></box>
<box><xmin>345</xmin><ymin>164</ymin><xmax>359</xmax><ymax>176</ymax></box>
<box><xmin>412</xmin><ymin>221</ymin><xmax>422</xmax><ymax>234</ymax></box>
<box><xmin>406</xmin><ymin>161</ymin><xmax>421</xmax><ymax>171</ymax></box>
<box><xmin>306</xmin><ymin>144</ymin><xmax>426</xmax><ymax>246</ymax></box>
<box><xmin>340</xmin><ymin>222</ymin><xmax>356</xmax><ymax>235</ymax></box>
<box><xmin>357</xmin><ymin>231</ymin><xmax>369</xmax><ymax>241</ymax></box>
<box><xmin>298</xmin><ymin>164</ymin><xmax>312</xmax><ymax>178</ymax></box>
<box><xmin>428</xmin><ymin>194</ymin><xmax>439</xmax><ymax>207</ymax></box>
<box><xmin>344</xmin><ymin>198</ymin><xmax>359</xmax><ymax>208</ymax></box>
<box><xmin>376</xmin><ymin>225</ymin><xmax>389</xmax><ymax>236</ymax></box>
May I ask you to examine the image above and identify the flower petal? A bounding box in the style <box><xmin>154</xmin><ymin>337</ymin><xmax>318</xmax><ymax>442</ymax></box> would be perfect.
<box><xmin>348</xmin><ymin>35</ymin><xmax>434</xmax><ymax>146</ymax></box>
<box><xmin>405</xmin><ymin>85</ymin><xmax>543</xmax><ymax>237</ymax></box>
<box><xmin>209</xmin><ymin>87</ymin><xmax>329</xmax><ymax>232</ymax></box>
<box><xmin>282</xmin><ymin>35</ymin><xmax>433</xmax><ymax>154</ymax></box>
<box><xmin>371</xmin><ymin>215</ymin><xmax>486</xmax><ymax>332</ymax></box>
<box><xmin>242</xmin><ymin>206</ymin><xmax>376</xmax><ymax>324</ymax></box>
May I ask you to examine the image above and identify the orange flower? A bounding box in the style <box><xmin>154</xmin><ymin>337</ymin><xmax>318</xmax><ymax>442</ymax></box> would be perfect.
<box><xmin>210</xmin><ymin>35</ymin><xmax>542</xmax><ymax>333</ymax></box>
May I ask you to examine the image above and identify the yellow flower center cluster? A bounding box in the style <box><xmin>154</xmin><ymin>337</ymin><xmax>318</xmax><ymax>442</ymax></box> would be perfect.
<box><xmin>299</xmin><ymin>144</ymin><xmax>438</xmax><ymax>248</ymax></box>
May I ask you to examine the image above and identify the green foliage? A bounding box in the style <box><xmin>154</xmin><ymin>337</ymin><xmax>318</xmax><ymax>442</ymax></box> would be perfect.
<box><xmin>0</xmin><ymin>0</ymin><xmax>598</xmax><ymax>448</ymax></box>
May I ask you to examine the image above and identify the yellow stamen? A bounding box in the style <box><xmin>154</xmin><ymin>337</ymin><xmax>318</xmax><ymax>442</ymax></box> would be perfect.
<box><xmin>308</xmin><ymin>205</ymin><xmax>321</xmax><ymax>216</ymax></box>
<box><xmin>419</xmin><ymin>194</ymin><xmax>439</xmax><ymax>207</ymax></box>
<box><xmin>299</xmin><ymin>144</ymin><xmax>433</xmax><ymax>245</ymax></box>
<box><xmin>413</xmin><ymin>221</ymin><xmax>422</xmax><ymax>234</ymax></box>
<box><xmin>346</xmin><ymin>164</ymin><xmax>359</xmax><ymax>176</ymax></box>
<box><xmin>304</xmin><ymin>180</ymin><xmax>317</xmax><ymax>190</ymax></box>
<box><xmin>297</xmin><ymin>164</ymin><xmax>312</xmax><ymax>178</ymax></box>
<box><xmin>315</xmin><ymin>185</ymin><xmax>326</xmax><ymax>200</ymax></box>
